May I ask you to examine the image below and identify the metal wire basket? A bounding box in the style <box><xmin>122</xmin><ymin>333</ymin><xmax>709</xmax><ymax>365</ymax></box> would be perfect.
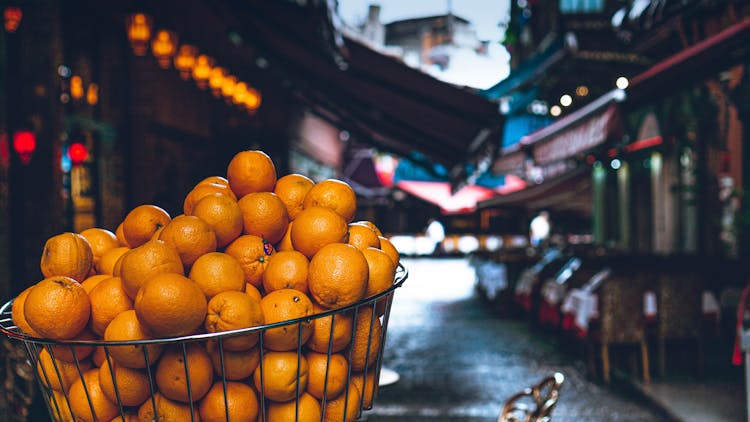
<box><xmin>0</xmin><ymin>264</ymin><xmax>407</xmax><ymax>422</ymax></box>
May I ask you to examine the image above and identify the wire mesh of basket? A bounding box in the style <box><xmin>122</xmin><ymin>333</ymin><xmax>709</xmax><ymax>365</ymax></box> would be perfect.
<box><xmin>0</xmin><ymin>264</ymin><xmax>407</xmax><ymax>422</ymax></box>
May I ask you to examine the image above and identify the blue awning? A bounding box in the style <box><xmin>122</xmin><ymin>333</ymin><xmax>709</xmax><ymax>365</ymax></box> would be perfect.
<box><xmin>501</xmin><ymin>113</ymin><xmax>554</xmax><ymax>151</ymax></box>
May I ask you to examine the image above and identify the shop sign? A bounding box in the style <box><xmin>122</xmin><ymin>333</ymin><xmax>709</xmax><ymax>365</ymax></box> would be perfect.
<box><xmin>533</xmin><ymin>105</ymin><xmax>619</xmax><ymax>165</ymax></box>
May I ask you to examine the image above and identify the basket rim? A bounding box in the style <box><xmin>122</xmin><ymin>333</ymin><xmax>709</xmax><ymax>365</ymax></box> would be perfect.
<box><xmin>0</xmin><ymin>263</ymin><xmax>408</xmax><ymax>346</ymax></box>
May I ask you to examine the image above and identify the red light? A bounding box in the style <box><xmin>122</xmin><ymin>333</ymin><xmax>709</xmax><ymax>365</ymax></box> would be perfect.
<box><xmin>4</xmin><ymin>6</ymin><xmax>22</xmax><ymax>33</ymax></box>
<box><xmin>12</xmin><ymin>130</ymin><xmax>36</xmax><ymax>164</ymax></box>
<box><xmin>68</xmin><ymin>142</ymin><xmax>88</xmax><ymax>165</ymax></box>
<box><xmin>585</xmin><ymin>154</ymin><xmax>596</xmax><ymax>165</ymax></box>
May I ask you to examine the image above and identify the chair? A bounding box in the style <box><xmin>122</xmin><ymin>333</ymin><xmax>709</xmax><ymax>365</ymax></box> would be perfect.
<box><xmin>499</xmin><ymin>372</ymin><xmax>565</xmax><ymax>422</ymax></box>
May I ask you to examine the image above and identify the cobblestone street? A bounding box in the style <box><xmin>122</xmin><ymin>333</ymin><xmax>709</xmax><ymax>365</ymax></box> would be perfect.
<box><xmin>364</xmin><ymin>258</ymin><xmax>671</xmax><ymax>421</ymax></box>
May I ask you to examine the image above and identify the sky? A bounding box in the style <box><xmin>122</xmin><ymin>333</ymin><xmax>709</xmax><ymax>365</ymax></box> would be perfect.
<box><xmin>337</xmin><ymin>0</ymin><xmax>511</xmax><ymax>89</ymax></box>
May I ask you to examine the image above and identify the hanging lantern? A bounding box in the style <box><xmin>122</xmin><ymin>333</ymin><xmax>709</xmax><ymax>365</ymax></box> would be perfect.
<box><xmin>220</xmin><ymin>74</ymin><xmax>237</xmax><ymax>100</ymax></box>
<box><xmin>126</xmin><ymin>13</ymin><xmax>152</xmax><ymax>56</ymax></box>
<box><xmin>232</xmin><ymin>82</ymin><xmax>248</xmax><ymax>105</ymax></box>
<box><xmin>208</xmin><ymin>67</ymin><xmax>226</xmax><ymax>98</ymax></box>
<box><xmin>70</xmin><ymin>75</ymin><xmax>84</xmax><ymax>100</ymax></box>
<box><xmin>151</xmin><ymin>29</ymin><xmax>178</xmax><ymax>69</ymax></box>
<box><xmin>12</xmin><ymin>130</ymin><xmax>36</xmax><ymax>164</ymax></box>
<box><xmin>191</xmin><ymin>55</ymin><xmax>213</xmax><ymax>89</ymax></box>
<box><xmin>174</xmin><ymin>44</ymin><xmax>197</xmax><ymax>80</ymax></box>
<box><xmin>87</xmin><ymin>83</ymin><xmax>99</xmax><ymax>105</ymax></box>
<box><xmin>68</xmin><ymin>142</ymin><xmax>88</xmax><ymax>166</ymax></box>
<box><xmin>243</xmin><ymin>86</ymin><xmax>262</xmax><ymax>111</ymax></box>
<box><xmin>4</xmin><ymin>6</ymin><xmax>22</xmax><ymax>33</ymax></box>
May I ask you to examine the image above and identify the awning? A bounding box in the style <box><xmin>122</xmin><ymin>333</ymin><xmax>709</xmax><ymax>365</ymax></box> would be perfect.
<box><xmin>396</xmin><ymin>181</ymin><xmax>497</xmax><ymax>215</ymax></box>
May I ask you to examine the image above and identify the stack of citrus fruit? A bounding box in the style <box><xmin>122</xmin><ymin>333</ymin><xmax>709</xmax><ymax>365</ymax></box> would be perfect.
<box><xmin>11</xmin><ymin>149</ymin><xmax>402</xmax><ymax>422</ymax></box>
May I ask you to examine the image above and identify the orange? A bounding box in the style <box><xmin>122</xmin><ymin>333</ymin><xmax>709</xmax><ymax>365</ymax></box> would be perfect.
<box><xmin>198</xmin><ymin>175</ymin><xmax>229</xmax><ymax>186</ymax></box>
<box><xmin>265</xmin><ymin>392</ymin><xmax>322</xmax><ymax>422</ymax></box>
<box><xmin>96</xmin><ymin>247</ymin><xmax>129</xmax><ymax>276</ymax></box>
<box><xmin>80</xmin><ymin>228</ymin><xmax>119</xmax><ymax>267</ymax></box>
<box><xmin>134</xmin><ymin>273</ymin><xmax>207</xmax><ymax>338</ymax></box>
<box><xmin>238</xmin><ymin>191</ymin><xmax>289</xmax><ymax>244</ymax></box>
<box><xmin>253</xmin><ymin>351</ymin><xmax>309</xmax><ymax>402</ymax></box>
<box><xmin>115</xmin><ymin>222</ymin><xmax>130</xmax><ymax>247</ymax></box>
<box><xmin>102</xmin><ymin>310</ymin><xmax>163</xmax><ymax>369</ymax></box>
<box><xmin>290</xmin><ymin>206</ymin><xmax>349</xmax><ymax>259</ymax></box>
<box><xmin>224</xmin><ymin>234</ymin><xmax>274</xmax><ymax>288</ymax></box>
<box><xmin>353</xmin><ymin>220</ymin><xmax>383</xmax><ymax>237</ymax></box>
<box><xmin>308</xmin><ymin>243</ymin><xmax>368</xmax><ymax>309</ymax></box>
<box><xmin>11</xmin><ymin>285</ymin><xmax>40</xmax><ymax>336</ymax></box>
<box><xmin>259</xmin><ymin>289</ymin><xmax>314</xmax><ymax>351</ymax></box>
<box><xmin>122</xmin><ymin>204</ymin><xmax>171</xmax><ymax>248</ymax></box>
<box><xmin>40</xmin><ymin>232</ymin><xmax>93</xmax><ymax>282</ymax></box>
<box><xmin>305</xmin><ymin>352</ymin><xmax>349</xmax><ymax>400</ymax></box>
<box><xmin>118</xmin><ymin>239</ymin><xmax>184</xmax><ymax>299</ymax></box>
<box><xmin>245</xmin><ymin>283</ymin><xmax>263</xmax><ymax>302</ymax></box>
<box><xmin>191</xmin><ymin>192</ymin><xmax>244</xmax><ymax>248</ymax></box>
<box><xmin>322</xmin><ymin>382</ymin><xmax>362</xmax><ymax>422</ymax></box>
<box><xmin>205</xmin><ymin>290</ymin><xmax>264</xmax><ymax>351</ymax></box>
<box><xmin>183</xmin><ymin>181</ymin><xmax>237</xmax><ymax>216</ymax></box>
<box><xmin>262</xmin><ymin>250</ymin><xmax>309</xmax><ymax>294</ymax></box>
<box><xmin>378</xmin><ymin>236</ymin><xmax>400</xmax><ymax>267</ymax></box>
<box><xmin>158</xmin><ymin>214</ymin><xmax>217</xmax><ymax>267</ymax></box>
<box><xmin>205</xmin><ymin>340</ymin><xmax>260</xmax><ymax>380</ymax></box>
<box><xmin>137</xmin><ymin>391</ymin><xmax>201</xmax><ymax>422</ymax></box>
<box><xmin>276</xmin><ymin>220</ymin><xmax>294</xmax><ymax>251</ymax></box>
<box><xmin>48</xmin><ymin>328</ymin><xmax>95</xmax><ymax>363</ymax></box>
<box><xmin>199</xmin><ymin>381</ymin><xmax>259</xmax><ymax>422</ymax></box>
<box><xmin>348</xmin><ymin>223</ymin><xmax>381</xmax><ymax>251</ymax></box>
<box><xmin>348</xmin><ymin>307</ymin><xmax>382</xmax><ymax>371</ymax></box>
<box><xmin>89</xmin><ymin>277</ymin><xmax>134</xmax><ymax>336</ymax></box>
<box><xmin>24</xmin><ymin>276</ymin><xmax>90</xmax><ymax>339</ymax></box>
<box><xmin>92</xmin><ymin>346</ymin><xmax>106</xmax><ymax>367</ymax></box>
<box><xmin>108</xmin><ymin>413</ymin><xmax>138</xmax><ymax>422</ymax></box>
<box><xmin>98</xmin><ymin>359</ymin><xmax>151</xmax><ymax>407</ymax></box>
<box><xmin>352</xmin><ymin>370</ymin><xmax>378</xmax><ymax>408</ymax></box>
<box><xmin>362</xmin><ymin>247</ymin><xmax>396</xmax><ymax>299</ymax></box>
<box><xmin>307</xmin><ymin>303</ymin><xmax>353</xmax><ymax>353</ymax></box>
<box><xmin>68</xmin><ymin>368</ymin><xmax>120</xmax><ymax>422</ymax></box>
<box><xmin>303</xmin><ymin>178</ymin><xmax>357</xmax><ymax>223</ymax></box>
<box><xmin>37</xmin><ymin>347</ymin><xmax>91</xmax><ymax>392</ymax></box>
<box><xmin>274</xmin><ymin>173</ymin><xmax>314</xmax><ymax>220</ymax></box>
<box><xmin>156</xmin><ymin>343</ymin><xmax>213</xmax><ymax>403</ymax></box>
<box><xmin>189</xmin><ymin>252</ymin><xmax>246</xmax><ymax>299</ymax></box>
<box><xmin>226</xmin><ymin>150</ymin><xmax>277</xmax><ymax>197</ymax></box>
<box><xmin>81</xmin><ymin>274</ymin><xmax>112</xmax><ymax>294</ymax></box>
<box><xmin>48</xmin><ymin>389</ymin><xmax>74</xmax><ymax>422</ymax></box>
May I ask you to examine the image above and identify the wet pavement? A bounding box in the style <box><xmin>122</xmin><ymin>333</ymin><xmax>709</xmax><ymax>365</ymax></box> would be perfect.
<box><xmin>363</xmin><ymin>257</ymin><xmax>671</xmax><ymax>421</ymax></box>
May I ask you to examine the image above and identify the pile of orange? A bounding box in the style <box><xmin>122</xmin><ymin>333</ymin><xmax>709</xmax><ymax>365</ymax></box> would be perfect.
<box><xmin>12</xmin><ymin>149</ymin><xmax>401</xmax><ymax>422</ymax></box>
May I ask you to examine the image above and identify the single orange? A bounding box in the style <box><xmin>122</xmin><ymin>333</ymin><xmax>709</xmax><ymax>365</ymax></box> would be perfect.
<box><xmin>199</xmin><ymin>381</ymin><xmax>259</xmax><ymax>422</ymax></box>
<box><xmin>81</xmin><ymin>274</ymin><xmax>112</xmax><ymax>294</ymax></box>
<box><xmin>155</xmin><ymin>343</ymin><xmax>213</xmax><ymax>403</ymax></box>
<box><xmin>24</xmin><ymin>276</ymin><xmax>91</xmax><ymax>340</ymax></box>
<box><xmin>274</xmin><ymin>173</ymin><xmax>314</xmax><ymax>220</ymax></box>
<box><xmin>238</xmin><ymin>191</ymin><xmax>289</xmax><ymax>245</ymax></box>
<box><xmin>205</xmin><ymin>340</ymin><xmax>260</xmax><ymax>380</ymax></box>
<box><xmin>89</xmin><ymin>277</ymin><xmax>134</xmax><ymax>336</ymax></box>
<box><xmin>122</xmin><ymin>204</ymin><xmax>171</xmax><ymax>248</ymax></box>
<box><xmin>245</xmin><ymin>283</ymin><xmax>263</xmax><ymax>302</ymax></box>
<box><xmin>158</xmin><ymin>214</ymin><xmax>217</xmax><ymax>267</ymax></box>
<box><xmin>303</xmin><ymin>178</ymin><xmax>357</xmax><ymax>223</ymax></box>
<box><xmin>137</xmin><ymin>392</ymin><xmax>201</xmax><ymax>422</ymax></box>
<box><xmin>265</xmin><ymin>392</ymin><xmax>322</xmax><ymax>422</ymax></box>
<box><xmin>253</xmin><ymin>351</ymin><xmax>309</xmax><ymax>402</ymax></box>
<box><xmin>40</xmin><ymin>232</ymin><xmax>93</xmax><ymax>282</ymax></box>
<box><xmin>98</xmin><ymin>359</ymin><xmax>151</xmax><ymax>407</ymax></box>
<box><xmin>259</xmin><ymin>289</ymin><xmax>314</xmax><ymax>351</ymax></box>
<box><xmin>118</xmin><ymin>239</ymin><xmax>184</xmax><ymax>300</ymax></box>
<box><xmin>362</xmin><ymin>247</ymin><xmax>396</xmax><ymax>299</ymax></box>
<box><xmin>352</xmin><ymin>370</ymin><xmax>378</xmax><ymax>408</ymax></box>
<box><xmin>191</xmin><ymin>192</ymin><xmax>244</xmax><ymax>248</ymax></box>
<box><xmin>307</xmin><ymin>303</ymin><xmax>353</xmax><ymax>353</ymax></box>
<box><xmin>378</xmin><ymin>236</ymin><xmax>400</xmax><ymax>267</ymax></box>
<box><xmin>189</xmin><ymin>252</ymin><xmax>246</xmax><ymax>299</ymax></box>
<box><xmin>276</xmin><ymin>220</ymin><xmax>294</xmax><ymax>251</ymax></box>
<box><xmin>95</xmin><ymin>247</ymin><xmax>129</xmax><ymax>276</ymax></box>
<box><xmin>353</xmin><ymin>220</ymin><xmax>383</xmax><ymax>237</ymax></box>
<box><xmin>322</xmin><ymin>382</ymin><xmax>362</xmax><ymax>422</ymax></box>
<box><xmin>348</xmin><ymin>223</ymin><xmax>381</xmax><ymax>251</ymax></box>
<box><xmin>226</xmin><ymin>150</ymin><xmax>277</xmax><ymax>197</ymax></box>
<box><xmin>92</xmin><ymin>346</ymin><xmax>106</xmax><ymax>367</ymax></box>
<box><xmin>305</xmin><ymin>351</ymin><xmax>349</xmax><ymax>400</ymax></box>
<box><xmin>115</xmin><ymin>222</ymin><xmax>130</xmax><ymax>247</ymax></box>
<box><xmin>290</xmin><ymin>206</ymin><xmax>349</xmax><ymax>259</ymax></box>
<box><xmin>308</xmin><ymin>243</ymin><xmax>368</xmax><ymax>309</ymax></box>
<box><xmin>37</xmin><ymin>347</ymin><xmax>91</xmax><ymax>392</ymax></box>
<box><xmin>224</xmin><ymin>234</ymin><xmax>274</xmax><ymax>288</ymax></box>
<box><xmin>262</xmin><ymin>250</ymin><xmax>309</xmax><ymax>294</ymax></box>
<box><xmin>67</xmin><ymin>368</ymin><xmax>120</xmax><ymax>422</ymax></box>
<box><xmin>348</xmin><ymin>307</ymin><xmax>382</xmax><ymax>371</ymax></box>
<box><xmin>134</xmin><ymin>273</ymin><xmax>207</xmax><ymax>338</ymax></box>
<box><xmin>79</xmin><ymin>228</ymin><xmax>119</xmax><ymax>267</ymax></box>
<box><xmin>102</xmin><ymin>310</ymin><xmax>163</xmax><ymax>369</ymax></box>
<box><xmin>183</xmin><ymin>181</ymin><xmax>237</xmax><ymax>216</ymax></box>
<box><xmin>205</xmin><ymin>290</ymin><xmax>265</xmax><ymax>351</ymax></box>
<box><xmin>11</xmin><ymin>286</ymin><xmax>40</xmax><ymax>336</ymax></box>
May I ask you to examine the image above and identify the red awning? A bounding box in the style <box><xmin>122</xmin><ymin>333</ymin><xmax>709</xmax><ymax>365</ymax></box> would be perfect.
<box><xmin>396</xmin><ymin>181</ymin><xmax>497</xmax><ymax>215</ymax></box>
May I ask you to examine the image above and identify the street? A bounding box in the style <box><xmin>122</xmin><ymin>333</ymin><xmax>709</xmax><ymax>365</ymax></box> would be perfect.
<box><xmin>364</xmin><ymin>257</ymin><xmax>671</xmax><ymax>421</ymax></box>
